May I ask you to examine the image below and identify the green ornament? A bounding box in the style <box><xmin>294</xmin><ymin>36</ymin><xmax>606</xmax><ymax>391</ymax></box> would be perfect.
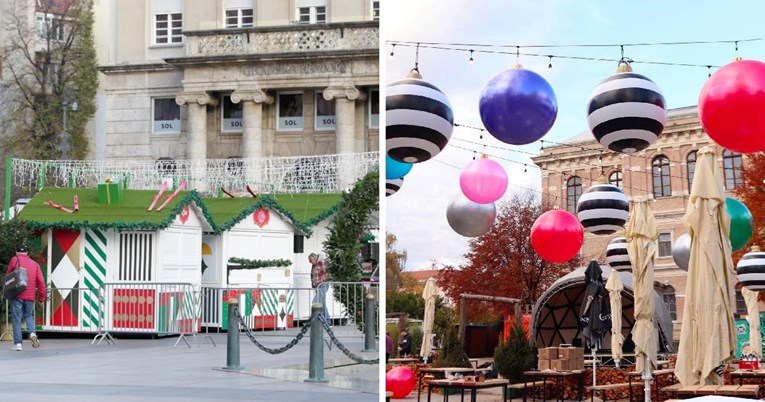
<box><xmin>726</xmin><ymin>197</ymin><xmax>753</xmax><ymax>252</ymax></box>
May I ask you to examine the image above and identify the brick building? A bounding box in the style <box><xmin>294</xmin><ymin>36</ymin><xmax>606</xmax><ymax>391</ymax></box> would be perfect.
<box><xmin>532</xmin><ymin>105</ymin><xmax>746</xmax><ymax>342</ymax></box>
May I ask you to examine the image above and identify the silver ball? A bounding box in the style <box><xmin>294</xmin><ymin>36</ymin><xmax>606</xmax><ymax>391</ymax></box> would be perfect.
<box><xmin>446</xmin><ymin>192</ymin><xmax>496</xmax><ymax>237</ymax></box>
<box><xmin>672</xmin><ymin>232</ymin><xmax>691</xmax><ymax>271</ymax></box>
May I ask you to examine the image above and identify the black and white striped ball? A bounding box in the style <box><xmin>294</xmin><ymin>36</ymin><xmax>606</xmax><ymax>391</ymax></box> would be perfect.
<box><xmin>606</xmin><ymin>237</ymin><xmax>631</xmax><ymax>271</ymax></box>
<box><xmin>587</xmin><ymin>72</ymin><xmax>667</xmax><ymax>154</ymax></box>
<box><xmin>386</xmin><ymin>178</ymin><xmax>403</xmax><ymax>197</ymax></box>
<box><xmin>386</xmin><ymin>76</ymin><xmax>454</xmax><ymax>163</ymax></box>
<box><xmin>736</xmin><ymin>249</ymin><xmax>765</xmax><ymax>291</ymax></box>
<box><xmin>576</xmin><ymin>183</ymin><xmax>629</xmax><ymax>235</ymax></box>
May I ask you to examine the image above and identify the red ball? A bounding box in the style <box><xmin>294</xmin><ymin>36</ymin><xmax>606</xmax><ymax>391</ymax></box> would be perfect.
<box><xmin>531</xmin><ymin>210</ymin><xmax>583</xmax><ymax>263</ymax></box>
<box><xmin>386</xmin><ymin>366</ymin><xmax>417</xmax><ymax>399</ymax></box>
<box><xmin>699</xmin><ymin>60</ymin><xmax>765</xmax><ymax>153</ymax></box>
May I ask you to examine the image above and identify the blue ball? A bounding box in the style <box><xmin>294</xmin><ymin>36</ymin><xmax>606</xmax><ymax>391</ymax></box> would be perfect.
<box><xmin>386</xmin><ymin>155</ymin><xmax>413</xmax><ymax>180</ymax></box>
<box><xmin>479</xmin><ymin>68</ymin><xmax>557</xmax><ymax>145</ymax></box>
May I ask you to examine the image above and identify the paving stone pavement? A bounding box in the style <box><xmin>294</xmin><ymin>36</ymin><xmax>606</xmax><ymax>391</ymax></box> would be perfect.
<box><xmin>0</xmin><ymin>328</ymin><xmax>380</xmax><ymax>401</ymax></box>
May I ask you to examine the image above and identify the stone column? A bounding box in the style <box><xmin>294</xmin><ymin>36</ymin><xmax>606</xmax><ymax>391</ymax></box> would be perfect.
<box><xmin>176</xmin><ymin>92</ymin><xmax>218</xmax><ymax>192</ymax></box>
<box><xmin>230</xmin><ymin>89</ymin><xmax>274</xmax><ymax>160</ymax></box>
<box><xmin>323</xmin><ymin>84</ymin><xmax>366</xmax><ymax>190</ymax></box>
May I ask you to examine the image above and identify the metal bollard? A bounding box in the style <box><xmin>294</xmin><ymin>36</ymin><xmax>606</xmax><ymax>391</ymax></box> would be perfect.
<box><xmin>226</xmin><ymin>299</ymin><xmax>241</xmax><ymax>370</ymax></box>
<box><xmin>362</xmin><ymin>293</ymin><xmax>377</xmax><ymax>352</ymax></box>
<box><xmin>305</xmin><ymin>303</ymin><xmax>328</xmax><ymax>383</ymax></box>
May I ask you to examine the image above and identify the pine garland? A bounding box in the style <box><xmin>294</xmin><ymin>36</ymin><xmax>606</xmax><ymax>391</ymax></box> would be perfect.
<box><xmin>228</xmin><ymin>257</ymin><xmax>292</xmax><ymax>269</ymax></box>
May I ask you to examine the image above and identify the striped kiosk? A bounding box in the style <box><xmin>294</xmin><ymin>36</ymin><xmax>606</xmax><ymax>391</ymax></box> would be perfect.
<box><xmin>386</xmin><ymin>70</ymin><xmax>454</xmax><ymax>163</ymax></box>
<box><xmin>586</xmin><ymin>62</ymin><xmax>667</xmax><ymax>154</ymax></box>
<box><xmin>606</xmin><ymin>237</ymin><xmax>631</xmax><ymax>271</ymax></box>
<box><xmin>737</xmin><ymin>245</ymin><xmax>765</xmax><ymax>291</ymax></box>
<box><xmin>386</xmin><ymin>178</ymin><xmax>403</xmax><ymax>197</ymax></box>
<box><xmin>576</xmin><ymin>178</ymin><xmax>629</xmax><ymax>235</ymax></box>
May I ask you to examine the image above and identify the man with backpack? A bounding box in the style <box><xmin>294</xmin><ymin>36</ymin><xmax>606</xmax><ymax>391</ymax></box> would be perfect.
<box><xmin>6</xmin><ymin>245</ymin><xmax>46</xmax><ymax>351</ymax></box>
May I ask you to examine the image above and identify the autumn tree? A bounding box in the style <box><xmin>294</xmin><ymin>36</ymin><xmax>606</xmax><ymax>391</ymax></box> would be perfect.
<box><xmin>736</xmin><ymin>152</ymin><xmax>765</xmax><ymax>251</ymax></box>
<box><xmin>386</xmin><ymin>232</ymin><xmax>408</xmax><ymax>291</ymax></box>
<box><xmin>439</xmin><ymin>191</ymin><xmax>580</xmax><ymax>323</ymax></box>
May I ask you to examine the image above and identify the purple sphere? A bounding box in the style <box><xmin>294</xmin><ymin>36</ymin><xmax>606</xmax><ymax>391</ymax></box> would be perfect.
<box><xmin>479</xmin><ymin>68</ymin><xmax>558</xmax><ymax>145</ymax></box>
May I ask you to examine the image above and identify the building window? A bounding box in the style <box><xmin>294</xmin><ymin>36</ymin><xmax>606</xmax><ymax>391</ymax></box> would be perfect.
<box><xmin>652</xmin><ymin>155</ymin><xmax>671</xmax><ymax>198</ymax></box>
<box><xmin>155</xmin><ymin>13</ymin><xmax>183</xmax><ymax>44</ymax></box>
<box><xmin>221</xmin><ymin>96</ymin><xmax>243</xmax><ymax>133</ymax></box>
<box><xmin>297</xmin><ymin>4</ymin><xmax>326</xmax><ymax>24</ymax></box>
<box><xmin>153</xmin><ymin>98</ymin><xmax>181</xmax><ymax>134</ymax></box>
<box><xmin>608</xmin><ymin>171</ymin><xmax>622</xmax><ymax>188</ymax></box>
<box><xmin>225</xmin><ymin>8</ymin><xmax>254</xmax><ymax>28</ymax></box>
<box><xmin>277</xmin><ymin>92</ymin><xmax>304</xmax><ymax>131</ymax></box>
<box><xmin>372</xmin><ymin>1</ymin><xmax>380</xmax><ymax>20</ymax></box>
<box><xmin>315</xmin><ymin>93</ymin><xmax>335</xmax><ymax>130</ymax></box>
<box><xmin>723</xmin><ymin>150</ymin><xmax>743</xmax><ymax>190</ymax></box>
<box><xmin>658</xmin><ymin>233</ymin><xmax>672</xmax><ymax>257</ymax></box>
<box><xmin>736</xmin><ymin>290</ymin><xmax>747</xmax><ymax>314</ymax></box>
<box><xmin>662</xmin><ymin>286</ymin><xmax>677</xmax><ymax>320</ymax></box>
<box><xmin>686</xmin><ymin>151</ymin><xmax>696</xmax><ymax>190</ymax></box>
<box><xmin>369</xmin><ymin>88</ymin><xmax>379</xmax><ymax>128</ymax></box>
<box><xmin>566</xmin><ymin>176</ymin><xmax>582</xmax><ymax>213</ymax></box>
<box><xmin>36</xmin><ymin>13</ymin><xmax>64</xmax><ymax>41</ymax></box>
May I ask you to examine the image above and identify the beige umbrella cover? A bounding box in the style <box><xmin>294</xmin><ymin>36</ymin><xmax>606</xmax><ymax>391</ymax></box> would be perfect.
<box><xmin>675</xmin><ymin>146</ymin><xmax>737</xmax><ymax>386</ymax></box>
<box><xmin>605</xmin><ymin>270</ymin><xmax>624</xmax><ymax>365</ymax></box>
<box><xmin>626</xmin><ymin>199</ymin><xmax>658</xmax><ymax>376</ymax></box>
<box><xmin>742</xmin><ymin>287</ymin><xmax>762</xmax><ymax>358</ymax></box>
<box><xmin>420</xmin><ymin>277</ymin><xmax>437</xmax><ymax>359</ymax></box>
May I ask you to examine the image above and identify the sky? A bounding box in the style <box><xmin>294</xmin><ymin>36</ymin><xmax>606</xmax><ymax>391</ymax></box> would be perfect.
<box><xmin>384</xmin><ymin>1</ymin><xmax>765</xmax><ymax>271</ymax></box>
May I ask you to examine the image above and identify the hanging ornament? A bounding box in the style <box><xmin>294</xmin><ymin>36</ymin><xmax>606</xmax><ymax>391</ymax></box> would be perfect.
<box><xmin>386</xmin><ymin>70</ymin><xmax>454</xmax><ymax>163</ymax></box>
<box><xmin>576</xmin><ymin>176</ymin><xmax>629</xmax><ymax>235</ymax></box>
<box><xmin>459</xmin><ymin>155</ymin><xmax>508</xmax><ymax>204</ymax></box>
<box><xmin>699</xmin><ymin>59</ymin><xmax>765</xmax><ymax>153</ymax></box>
<box><xmin>586</xmin><ymin>61</ymin><xmax>667</xmax><ymax>154</ymax></box>
<box><xmin>671</xmin><ymin>232</ymin><xmax>691</xmax><ymax>271</ymax></box>
<box><xmin>726</xmin><ymin>197</ymin><xmax>754</xmax><ymax>252</ymax></box>
<box><xmin>478</xmin><ymin>66</ymin><xmax>558</xmax><ymax>145</ymax></box>
<box><xmin>737</xmin><ymin>245</ymin><xmax>765</xmax><ymax>291</ymax></box>
<box><xmin>606</xmin><ymin>236</ymin><xmax>631</xmax><ymax>271</ymax></box>
<box><xmin>386</xmin><ymin>178</ymin><xmax>403</xmax><ymax>197</ymax></box>
<box><xmin>530</xmin><ymin>209</ymin><xmax>583</xmax><ymax>263</ymax></box>
<box><xmin>446</xmin><ymin>192</ymin><xmax>496</xmax><ymax>238</ymax></box>
<box><xmin>385</xmin><ymin>155</ymin><xmax>413</xmax><ymax>180</ymax></box>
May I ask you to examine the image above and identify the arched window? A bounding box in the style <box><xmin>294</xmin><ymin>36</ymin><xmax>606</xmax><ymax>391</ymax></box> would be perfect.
<box><xmin>608</xmin><ymin>171</ymin><xmax>622</xmax><ymax>188</ymax></box>
<box><xmin>686</xmin><ymin>151</ymin><xmax>696</xmax><ymax>190</ymax></box>
<box><xmin>227</xmin><ymin>157</ymin><xmax>244</xmax><ymax>176</ymax></box>
<box><xmin>652</xmin><ymin>155</ymin><xmax>671</xmax><ymax>198</ymax></box>
<box><xmin>723</xmin><ymin>150</ymin><xmax>743</xmax><ymax>190</ymax></box>
<box><xmin>156</xmin><ymin>158</ymin><xmax>177</xmax><ymax>176</ymax></box>
<box><xmin>566</xmin><ymin>176</ymin><xmax>582</xmax><ymax>213</ymax></box>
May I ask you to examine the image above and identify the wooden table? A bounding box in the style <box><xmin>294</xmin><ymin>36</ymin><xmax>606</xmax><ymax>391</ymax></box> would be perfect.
<box><xmin>523</xmin><ymin>370</ymin><xmax>584</xmax><ymax>402</ymax></box>
<box><xmin>417</xmin><ymin>367</ymin><xmax>489</xmax><ymax>402</ymax></box>
<box><xmin>426</xmin><ymin>379</ymin><xmax>509</xmax><ymax>402</ymax></box>
<box><xmin>627</xmin><ymin>368</ymin><xmax>675</xmax><ymax>402</ymax></box>
<box><xmin>730</xmin><ymin>369</ymin><xmax>765</xmax><ymax>386</ymax></box>
<box><xmin>663</xmin><ymin>384</ymin><xmax>761</xmax><ymax>399</ymax></box>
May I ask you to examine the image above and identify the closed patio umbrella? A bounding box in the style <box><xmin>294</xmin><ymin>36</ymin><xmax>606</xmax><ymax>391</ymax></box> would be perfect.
<box><xmin>420</xmin><ymin>277</ymin><xmax>437</xmax><ymax>360</ymax></box>
<box><xmin>742</xmin><ymin>287</ymin><xmax>762</xmax><ymax>358</ymax></box>
<box><xmin>675</xmin><ymin>146</ymin><xmax>736</xmax><ymax>386</ymax></box>
<box><xmin>625</xmin><ymin>199</ymin><xmax>658</xmax><ymax>402</ymax></box>
<box><xmin>579</xmin><ymin>260</ymin><xmax>610</xmax><ymax>386</ymax></box>
<box><xmin>605</xmin><ymin>269</ymin><xmax>624</xmax><ymax>368</ymax></box>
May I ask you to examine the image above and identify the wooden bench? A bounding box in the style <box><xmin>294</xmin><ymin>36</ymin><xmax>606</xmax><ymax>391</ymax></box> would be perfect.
<box><xmin>587</xmin><ymin>383</ymin><xmax>634</xmax><ymax>402</ymax></box>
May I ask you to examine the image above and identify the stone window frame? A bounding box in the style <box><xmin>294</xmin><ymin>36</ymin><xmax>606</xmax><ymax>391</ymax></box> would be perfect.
<box><xmin>224</xmin><ymin>7</ymin><xmax>254</xmax><ymax>28</ymax></box>
<box><xmin>152</xmin><ymin>98</ymin><xmax>181</xmax><ymax>135</ymax></box>
<box><xmin>566</xmin><ymin>176</ymin><xmax>582</xmax><ymax>213</ymax></box>
<box><xmin>608</xmin><ymin>170</ymin><xmax>622</xmax><ymax>188</ymax></box>
<box><xmin>314</xmin><ymin>92</ymin><xmax>336</xmax><ymax>131</ymax></box>
<box><xmin>276</xmin><ymin>91</ymin><xmax>305</xmax><ymax>132</ymax></box>
<box><xmin>658</xmin><ymin>232</ymin><xmax>672</xmax><ymax>258</ymax></box>
<box><xmin>652</xmin><ymin>155</ymin><xmax>671</xmax><ymax>198</ymax></box>
<box><xmin>221</xmin><ymin>95</ymin><xmax>244</xmax><ymax>134</ymax></box>
<box><xmin>686</xmin><ymin>150</ymin><xmax>697</xmax><ymax>191</ymax></box>
<box><xmin>154</xmin><ymin>12</ymin><xmax>183</xmax><ymax>45</ymax></box>
<box><xmin>297</xmin><ymin>3</ymin><xmax>327</xmax><ymax>24</ymax></box>
<box><xmin>723</xmin><ymin>150</ymin><xmax>743</xmax><ymax>190</ymax></box>
<box><xmin>369</xmin><ymin>88</ymin><xmax>379</xmax><ymax>129</ymax></box>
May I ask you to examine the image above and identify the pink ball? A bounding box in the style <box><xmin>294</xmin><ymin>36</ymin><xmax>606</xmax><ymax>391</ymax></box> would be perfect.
<box><xmin>459</xmin><ymin>157</ymin><xmax>508</xmax><ymax>204</ymax></box>
<box><xmin>386</xmin><ymin>366</ymin><xmax>417</xmax><ymax>399</ymax></box>
<box><xmin>531</xmin><ymin>210</ymin><xmax>583</xmax><ymax>263</ymax></box>
<box><xmin>699</xmin><ymin>59</ymin><xmax>765</xmax><ymax>153</ymax></box>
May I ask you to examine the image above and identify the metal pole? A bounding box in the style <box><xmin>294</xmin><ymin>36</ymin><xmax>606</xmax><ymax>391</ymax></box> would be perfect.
<box><xmin>362</xmin><ymin>293</ymin><xmax>377</xmax><ymax>352</ymax></box>
<box><xmin>4</xmin><ymin>158</ymin><xmax>12</xmax><ymax>221</ymax></box>
<box><xmin>226</xmin><ymin>299</ymin><xmax>241</xmax><ymax>370</ymax></box>
<box><xmin>305</xmin><ymin>303</ymin><xmax>328</xmax><ymax>383</ymax></box>
<box><xmin>62</xmin><ymin>101</ymin><xmax>68</xmax><ymax>160</ymax></box>
<box><xmin>643</xmin><ymin>355</ymin><xmax>652</xmax><ymax>402</ymax></box>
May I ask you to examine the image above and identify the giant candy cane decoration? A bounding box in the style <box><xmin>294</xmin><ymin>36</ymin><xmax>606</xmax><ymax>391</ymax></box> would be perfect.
<box><xmin>147</xmin><ymin>181</ymin><xmax>170</xmax><ymax>212</ymax></box>
<box><xmin>155</xmin><ymin>180</ymin><xmax>187</xmax><ymax>212</ymax></box>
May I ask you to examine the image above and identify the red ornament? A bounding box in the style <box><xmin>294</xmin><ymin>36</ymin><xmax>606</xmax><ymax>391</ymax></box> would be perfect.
<box><xmin>253</xmin><ymin>208</ymin><xmax>270</xmax><ymax>228</ymax></box>
<box><xmin>179</xmin><ymin>205</ymin><xmax>190</xmax><ymax>224</ymax></box>
<box><xmin>530</xmin><ymin>210</ymin><xmax>583</xmax><ymax>263</ymax></box>
<box><xmin>385</xmin><ymin>366</ymin><xmax>416</xmax><ymax>399</ymax></box>
<box><xmin>699</xmin><ymin>59</ymin><xmax>765</xmax><ymax>153</ymax></box>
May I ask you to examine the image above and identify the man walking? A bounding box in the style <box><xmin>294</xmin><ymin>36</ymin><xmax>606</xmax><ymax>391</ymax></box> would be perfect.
<box><xmin>7</xmin><ymin>245</ymin><xmax>46</xmax><ymax>351</ymax></box>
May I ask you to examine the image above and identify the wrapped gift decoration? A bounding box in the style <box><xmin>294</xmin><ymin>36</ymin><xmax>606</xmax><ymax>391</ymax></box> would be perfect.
<box><xmin>98</xmin><ymin>179</ymin><xmax>123</xmax><ymax>204</ymax></box>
